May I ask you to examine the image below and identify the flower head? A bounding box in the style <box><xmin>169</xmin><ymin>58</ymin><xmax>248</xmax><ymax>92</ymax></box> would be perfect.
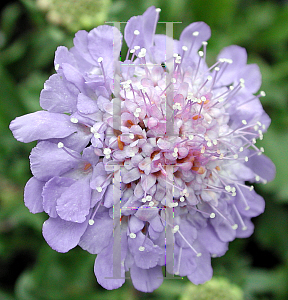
<box><xmin>10</xmin><ymin>6</ymin><xmax>275</xmax><ymax>292</ymax></box>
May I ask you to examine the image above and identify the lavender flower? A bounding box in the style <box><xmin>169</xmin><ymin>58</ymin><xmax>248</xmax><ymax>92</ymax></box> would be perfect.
<box><xmin>10</xmin><ymin>6</ymin><xmax>275</xmax><ymax>292</ymax></box>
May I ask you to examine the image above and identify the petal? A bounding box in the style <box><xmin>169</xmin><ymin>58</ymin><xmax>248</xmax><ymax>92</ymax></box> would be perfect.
<box><xmin>124</xmin><ymin>6</ymin><xmax>159</xmax><ymax>50</ymax></box>
<box><xmin>30</xmin><ymin>141</ymin><xmax>81</xmax><ymax>181</ymax></box>
<box><xmin>56</xmin><ymin>176</ymin><xmax>91</xmax><ymax>223</ymax></box>
<box><xmin>10</xmin><ymin>111</ymin><xmax>78</xmax><ymax>143</ymax></box>
<box><xmin>79</xmin><ymin>211</ymin><xmax>113</xmax><ymax>254</ymax></box>
<box><xmin>122</xmin><ymin>168</ymin><xmax>141</xmax><ymax>184</ymax></box>
<box><xmin>130</xmin><ymin>264</ymin><xmax>163</xmax><ymax>293</ymax></box>
<box><xmin>88</xmin><ymin>25</ymin><xmax>122</xmax><ymax>77</ymax></box>
<box><xmin>73</xmin><ymin>30</ymin><xmax>95</xmax><ymax>65</ymax></box>
<box><xmin>187</xmin><ymin>251</ymin><xmax>213</xmax><ymax>285</ymax></box>
<box><xmin>62</xmin><ymin>63</ymin><xmax>85</xmax><ymax>93</ymax></box>
<box><xmin>94</xmin><ymin>235</ymin><xmax>126</xmax><ymax>290</ymax></box>
<box><xmin>237</xmin><ymin>64</ymin><xmax>262</xmax><ymax>93</ymax></box>
<box><xmin>24</xmin><ymin>177</ymin><xmax>45</xmax><ymax>213</ymax></box>
<box><xmin>77</xmin><ymin>93</ymin><xmax>98</xmax><ymax>114</ymax></box>
<box><xmin>180</xmin><ymin>22</ymin><xmax>211</xmax><ymax>61</ymax></box>
<box><xmin>40</xmin><ymin>74</ymin><xmax>78</xmax><ymax>113</ymax></box>
<box><xmin>197</xmin><ymin>225</ymin><xmax>228</xmax><ymax>257</ymax></box>
<box><xmin>42</xmin><ymin>176</ymin><xmax>75</xmax><ymax>218</ymax></box>
<box><xmin>245</xmin><ymin>152</ymin><xmax>276</xmax><ymax>183</ymax></box>
<box><xmin>216</xmin><ymin>45</ymin><xmax>247</xmax><ymax>86</ymax></box>
<box><xmin>42</xmin><ymin>215</ymin><xmax>89</xmax><ymax>253</ymax></box>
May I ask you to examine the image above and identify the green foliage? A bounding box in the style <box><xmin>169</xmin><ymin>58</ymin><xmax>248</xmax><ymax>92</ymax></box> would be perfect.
<box><xmin>0</xmin><ymin>0</ymin><xmax>288</xmax><ymax>299</ymax></box>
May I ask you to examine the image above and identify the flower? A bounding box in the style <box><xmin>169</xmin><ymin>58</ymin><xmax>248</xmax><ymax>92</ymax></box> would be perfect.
<box><xmin>10</xmin><ymin>6</ymin><xmax>275</xmax><ymax>293</ymax></box>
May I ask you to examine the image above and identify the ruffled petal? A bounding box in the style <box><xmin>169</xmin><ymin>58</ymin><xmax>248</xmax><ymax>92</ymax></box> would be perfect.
<box><xmin>40</xmin><ymin>74</ymin><xmax>78</xmax><ymax>113</ymax></box>
<box><xmin>79</xmin><ymin>211</ymin><xmax>113</xmax><ymax>254</ymax></box>
<box><xmin>42</xmin><ymin>215</ymin><xmax>89</xmax><ymax>253</ymax></box>
<box><xmin>56</xmin><ymin>176</ymin><xmax>91</xmax><ymax>223</ymax></box>
<box><xmin>124</xmin><ymin>6</ymin><xmax>159</xmax><ymax>50</ymax></box>
<box><xmin>30</xmin><ymin>141</ymin><xmax>81</xmax><ymax>181</ymax></box>
<box><xmin>24</xmin><ymin>177</ymin><xmax>45</xmax><ymax>213</ymax></box>
<box><xmin>10</xmin><ymin>111</ymin><xmax>78</xmax><ymax>143</ymax></box>
<box><xmin>42</xmin><ymin>176</ymin><xmax>75</xmax><ymax>218</ymax></box>
<box><xmin>130</xmin><ymin>264</ymin><xmax>163</xmax><ymax>293</ymax></box>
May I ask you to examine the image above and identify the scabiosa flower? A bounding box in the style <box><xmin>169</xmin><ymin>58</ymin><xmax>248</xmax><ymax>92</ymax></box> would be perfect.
<box><xmin>10</xmin><ymin>6</ymin><xmax>275</xmax><ymax>292</ymax></box>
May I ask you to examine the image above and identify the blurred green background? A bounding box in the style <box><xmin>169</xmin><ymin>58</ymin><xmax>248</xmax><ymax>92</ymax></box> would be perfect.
<box><xmin>0</xmin><ymin>0</ymin><xmax>288</xmax><ymax>299</ymax></box>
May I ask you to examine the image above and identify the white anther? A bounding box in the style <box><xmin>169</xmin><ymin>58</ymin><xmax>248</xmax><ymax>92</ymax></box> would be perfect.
<box><xmin>207</xmin><ymin>75</ymin><xmax>212</xmax><ymax>81</ymax></box>
<box><xmin>202</xmin><ymin>41</ymin><xmax>208</xmax><ymax>46</ymax></box>
<box><xmin>70</xmin><ymin>117</ymin><xmax>78</xmax><ymax>123</ymax></box>
<box><xmin>213</xmin><ymin>139</ymin><xmax>218</xmax><ymax>145</ymax></box>
<box><xmin>134</xmin><ymin>45</ymin><xmax>140</xmax><ymax>50</ymax></box>
<box><xmin>129</xmin><ymin>133</ymin><xmax>135</xmax><ymax>139</ymax></box>
<box><xmin>232</xmin><ymin>224</ymin><xmax>238</xmax><ymax>230</ymax></box>
<box><xmin>173</xmin><ymin>53</ymin><xmax>178</xmax><ymax>58</ymax></box>
<box><xmin>229</xmin><ymin>85</ymin><xmax>234</xmax><ymax>90</ymax></box>
<box><xmin>172</xmin><ymin>225</ymin><xmax>179</xmax><ymax>233</ymax></box>
<box><xmin>239</xmin><ymin>147</ymin><xmax>244</xmax><ymax>152</ymax></box>
<box><xmin>260</xmin><ymin>91</ymin><xmax>266</xmax><ymax>97</ymax></box>
<box><xmin>139</xmin><ymin>246</ymin><xmax>145</xmax><ymax>251</ymax></box>
<box><xmin>103</xmin><ymin>148</ymin><xmax>111</xmax><ymax>155</ymax></box>
<box><xmin>146</xmin><ymin>195</ymin><xmax>152</xmax><ymax>201</ymax></box>
<box><xmin>171</xmin><ymin>78</ymin><xmax>176</xmax><ymax>83</ymax></box>
<box><xmin>174</xmin><ymin>147</ymin><xmax>178</xmax><ymax>153</ymax></box>
<box><xmin>130</xmin><ymin>49</ymin><xmax>135</xmax><ymax>53</ymax></box>
<box><xmin>206</xmin><ymin>141</ymin><xmax>212</xmax><ymax>147</ymax></box>
<box><xmin>242</xmin><ymin>226</ymin><xmax>247</xmax><ymax>231</ymax></box>
<box><xmin>232</xmin><ymin>192</ymin><xmax>237</xmax><ymax>197</ymax></box>
<box><xmin>254</xmin><ymin>125</ymin><xmax>259</xmax><ymax>131</ymax></box>
<box><xmin>55</xmin><ymin>63</ymin><xmax>60</xmax><ymax>71</ymax></box>
<box><xmin>245</xmin><ymin>156</ymin><xmax>249</xmax><ymax>162</ymax></box>
<box><xmin>94</xmin><ymin>133</ymin><xmax>101</xmax><ymax>139</ymax></box>
<box><xmin>245</xmin><ymin>206</ymin><xmax>250</xmax><ymax>211</ymax></box>
<box><xmin>225</xmin><ymin>185</ymin><xmax>231</xmax><ymax>192</ymax></box>
<box><xmin>233</xmin><ymin>154</ymin><xmax>239</xmax><ymax>159</ymax></box>
<box><xmin>180</xmin><ymin>196</ymin><xmax>185</xmax><ymax>202</ymax></box>
<box><xmin>249</xmin><ymin>186</ymin><xmax>254</xmax><ymax>191</ymax></box>
<box><xmin>182</xmin><ymin>45</ymin><xmax>188</xmax><ymax>51</ymax></box>
<box><xmin>201</xmin><ymin>146</ymin><xmax>205</xmax><ymax>154</ymax></box>
<box><xmin>156</xmin><ymin>8</ymin><xmax>161</xmax><ymax>12</ymax></box>
<box><xmin>141</xmin><ymin>197</ymin><xmax>147</xmax><ymax>203</ymax></box>
<box><xmin>198</xmin><ymin>51</ymin><xmax>204</xmax><ymax>57</ymax></box>
<box><xmin>240</xmin><ymin>78</ymin><xmax>245</xmax><ymax>84</ymax></box>
<box><xmin>215</xmin><ymin>67</ymin><xmax>220</xmax><ymax>72</ymax></box>
<box><xmin>136</xmin><ymin>107</ymin><xmax>142</xmax><ymax>113</ymax></box>
<box><xmin>255</xmin><ymin>175</ymin><xmax>260</xmax><ymax>181</ymax></box>
<box><xmin>210</xmin><ymin>213</ymin><xmax>216</xmax><ymax>218</ymax></box>
<box><xmin>172</xmin><ymin>152</ymin><xmax>178</xmax><ymax>158</ymax></box>
<box><xmin>138</xmin><ymin>48</ymin><xmax>146</xmax><ymax>58</ymax></box>
<box><xmin>219</xmin><ymin>153</ymin><xmax>224</xmax><ymax>159</ymax></box>
<box><xmin>149</xmin><ymin>201</ymin><xmax>155</xmax><ymax>207</ymax></box>
<box><xmin>134</xmin><ymin>30</ymin><xmax>140</xmax><ymax>35</ymax></box>
<box><xmin>218</xmin><ymin>97</ymin><xmax>224</xmax><ymax>102</ymax></box>
<box><xmin>97</xmin><ymin>57</ymin><xmax>103</xmax><ymax>63</ymax></box>
<box><xmin>260</xmin><ymin>147</ymin><xmax>264</xmax><ymax>152</ymax></box>
<box><xmin>182</xmin><ymin>189</ymin><xmax>187</xmax><ymax>195</ymax></box>
<box><xmin>175</xmin><ymin>56</ymin><xmax>181</xmax><ymax>64</ymax></box>
<box><xmin>96</xmin><ymin>186</ymin><xmax>103</xmax><ymax>192</ymax></box>
<box><xmin>252</xmin><ymin>138</ymin><xmax>257</xmax><ymax>144</ymax></box>
<box><xmin>129</xmin><ymin>233</ymin><xmax>136</xmax><ymax>238</ymax></box>
<box><xmin>188</xmin><ymin>134</ymin><xmax>194</xmax><ymax>140</ymax></box>
<box><xmin>193</xmin><ymin>31</ymin><xmax>199</xmax><ymax>36</ymax></box>
<box><xmin>88</xmin><ymin>219</ymin><xmax>95</xmax><ymax>226</ymax></box>
<box><xmin>231</xmin><ymin>187</ymin><xmax>236</xmax><ymax>193</ymax></box>
<box><xmin>201</xmin><ymin>96</ymin><xmax>206</xmax><ymax>102</ymax></box>
<box><xmin>196</xmin><ymin>253</ymin><xmax>202</xmax><ymax>257</ymax></box>
<box><xmin>57</xmin><ymin>142</ymin><xmax>64</xmax><ymax>148</ymax></box>
<box><xmin>134</xmin><ymin>112</ymin><xmax>140</xmax><ymax>117</ymax></box>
